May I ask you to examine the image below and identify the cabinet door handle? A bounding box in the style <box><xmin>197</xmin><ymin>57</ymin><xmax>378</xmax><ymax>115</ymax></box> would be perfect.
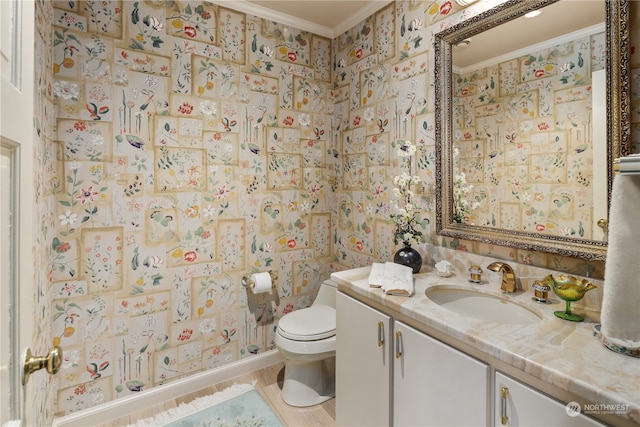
<box><xmin>395</xmin><ymin>331</ymin><xmax>403</xmax><ymax>358</ymax></box>
<box><xmin>501</xmin><ymin>386</ymin><xmax>509</xmax><ymax>425</ymax></box>
<box><xmin>377</xmin><ymin>321</ymin><xmax>384</xmax><ymax>347</ymax></box>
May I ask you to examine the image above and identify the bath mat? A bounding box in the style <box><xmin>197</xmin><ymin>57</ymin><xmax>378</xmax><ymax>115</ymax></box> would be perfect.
<box><xmin>128</xmin><ymin>382</ymin><xmax>283</xmax><ymax>427</ymax></box>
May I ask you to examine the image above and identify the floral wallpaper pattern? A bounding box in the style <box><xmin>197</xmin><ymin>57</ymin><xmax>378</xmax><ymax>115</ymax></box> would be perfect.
<box><xmin>25</xmin><ymin>0</ymin><xmax>636</xmax><ymax>422</ymax></box>
<box><xmin>454</xmin><ymin>32</ymin><xmax>606</xmax><ymax>239</ymax></box>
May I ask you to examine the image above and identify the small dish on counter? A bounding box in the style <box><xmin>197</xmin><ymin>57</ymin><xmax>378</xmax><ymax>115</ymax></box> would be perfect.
<box><xmin>435</xmin><ymin>260</ymin><xmax>453</xmax><ymax>277</ymax></box>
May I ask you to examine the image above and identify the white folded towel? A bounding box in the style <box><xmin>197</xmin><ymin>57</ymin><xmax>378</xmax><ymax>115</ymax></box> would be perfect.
<box><xmin>382</xmin><ymin>262</ymin><xmax>414</xmax><ymax>297</ymax></box>
<box><xmin>601</xmin><ymin>173</ymin><xmax>640</xmax><ymax>348</ymax></box>
<box><xmin>368</xmin><ymin>263</ymin><xmax>385</xmax><ymax>288</ymax></box>
<box><xmin>368</xmin><ymin>262</ymin><xmax>415</xmax><ymax>296</ymax></box>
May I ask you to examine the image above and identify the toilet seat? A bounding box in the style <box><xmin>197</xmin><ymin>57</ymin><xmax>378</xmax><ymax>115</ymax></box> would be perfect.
<box><xmin>277</xmin><ymin>306</ymin><xmax>336</xmax><ymax>341</ymax></box>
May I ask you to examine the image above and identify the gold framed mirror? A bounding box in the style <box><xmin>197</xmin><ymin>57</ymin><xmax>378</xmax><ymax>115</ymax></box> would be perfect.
<box><xmin>434</xmin><ymin>0</ymin><xmax>629</xmax><ymax>262</ymax></box>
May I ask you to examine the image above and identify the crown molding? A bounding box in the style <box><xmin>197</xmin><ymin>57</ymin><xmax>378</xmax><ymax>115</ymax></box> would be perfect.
<box><xmin>332</xmin><ymin>1</ymin><xmax>393</xmax><ymax>38</ymax></box>
<box><xmin>212</xmin><ymin>0</ymin><xmax>392</xmax><ymax>39</ymax></box>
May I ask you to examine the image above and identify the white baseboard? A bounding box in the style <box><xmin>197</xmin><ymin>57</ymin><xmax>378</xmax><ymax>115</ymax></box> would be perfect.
<box><xmin>52</xmin><ymin>350</ymin><xmax>284</xmax><ymax>427</ymax></box>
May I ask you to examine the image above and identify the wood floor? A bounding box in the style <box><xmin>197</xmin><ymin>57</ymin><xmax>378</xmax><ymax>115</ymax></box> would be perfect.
<box><xmin>96</xmin><ymin>362</ymin><xmax>336</xmax><ymax>427</ymax></box>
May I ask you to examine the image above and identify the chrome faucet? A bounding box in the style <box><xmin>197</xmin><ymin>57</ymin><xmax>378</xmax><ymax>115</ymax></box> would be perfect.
<box><xmin>487</xmin><ymin>262</ymin><xmax>517</xmax><ymax>293</ymax></box>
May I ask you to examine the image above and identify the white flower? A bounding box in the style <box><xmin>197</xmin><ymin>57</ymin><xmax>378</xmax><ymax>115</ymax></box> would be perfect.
<box><xmin>92</xmin><ymin>135</ymin><xmax>104</xmax><ymax>146</ymax></box>
<box><xmin>114</xmin><ymin>320</ymin><xmax>129</xmax><ymax>334</ymax></box>
<box><xmin>364</xmin><ymin>108</ymin><xmax>375</xmax><ymax>122</ymax></box>
<box><xmin>199</xmin><ymin>100</ymin><xmax>217</xmax><ymax>116</ymax></box>
<box><xmin>59</xmin><ymin>210</ymin><xmax>78</xmax><ymax>226</ymax></box>
<box><xmin>453</xmin><ymin>172</ymin><xmax>478</xmax><ymax>222</ymax></box>
<box><xmin>240</xmin><ymin>88</ymin><xmax>250</xmax><ymax>102</ymax></box>
<box><xmin>520</xmin><ymin>121</ymin><xmax>533</xmax><ymax>132</ymax></box>
<box><xmin>396</xmin><ymin>139</ymin><xmax>416</xmax><ymax>157</ymax></box>
<box><xmin>410</xmin><ymin>18</ymin><xmax>423</xmax><ymax>31</ymax></box>
<box><xmin>114</xmin><ymin>70</ymin><xmax>128</xmax><ymax>85</ymax></box>
<box><xmin>390</xmin><ymin>139</ymin><xmax>424</xmax><ymax>245</ymax></box>
<box><xmin>298</xmin><ymin>113</ymin><xmax>311</xmax><ymax>127</ymax></box>
<box><xmin>263</xmin><ymin>45</ymin><xmax>274</xmax><ymax>57</ymax></box>
<box><xmin>203</xmin><ymin>204</ymin><xmax>216</xmax><ymax>218</ymax></box>
<box><xmin>199</xmin><ymin>318</ymin><xmax>217</xmax><ymax>334</ymax></box>
<box><xmin>62</xmin><ymin>349</ymin><xmax>80</xmax><ymax>369</ymax></box>
<box><xmin>53</xmin><ymin>80</ymin><xmax>80</xmax><ymax>100</ymax></box>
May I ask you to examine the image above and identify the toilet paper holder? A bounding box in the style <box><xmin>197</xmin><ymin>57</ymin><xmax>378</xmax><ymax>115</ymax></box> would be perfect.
<box><xmin>242</xmin><ymin>270</ymin><xmax>280</xmax><ymax>306</ymax></box>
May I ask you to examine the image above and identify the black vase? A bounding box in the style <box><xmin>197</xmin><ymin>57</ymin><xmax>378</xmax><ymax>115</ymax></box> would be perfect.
<box><xmin>393</xmin><ymin>242</ymin><xmax>422</xmax><ymax>274</ymax></box>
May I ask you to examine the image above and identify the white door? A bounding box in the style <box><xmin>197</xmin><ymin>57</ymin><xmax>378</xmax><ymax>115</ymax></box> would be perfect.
<box><xmin>495</xmin><ymin>372</ymin><xmax>606</xmax><ymax>427</ymax></box>
<box><xmin>394</xmin><ymin>321</ymin><xmax>489</xmax><ymax>426</ymax></box>
<box><xmin>336</xmin><ymin>292</ymin><xmax>392</xmax><ymax>427</ymax></box>
<box><xmin>1</xmin><ymin>0</ymin><xmax>36</xmax><ymax>425</ymax></box>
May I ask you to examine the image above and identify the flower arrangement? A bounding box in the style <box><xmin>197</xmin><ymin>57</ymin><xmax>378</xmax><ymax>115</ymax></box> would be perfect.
<box><xmin>453</xmin><ymin>171</ymin><xmax>479</xmax><ymax>223</ymax></box>
<box><xmin>390</xmin><ymin>140</ymin><xmax>424</xmax><ymax>245</ymax></box>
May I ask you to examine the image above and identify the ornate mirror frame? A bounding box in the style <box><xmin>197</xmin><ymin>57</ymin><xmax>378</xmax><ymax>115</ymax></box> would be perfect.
<box><xmin>434</xmin><ymin>0</ymin><xmax>630</xmax><ymax>262</ymax></box>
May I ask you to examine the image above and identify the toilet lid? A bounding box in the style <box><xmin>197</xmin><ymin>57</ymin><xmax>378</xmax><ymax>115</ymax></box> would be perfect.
<box><xmin>277</xmin><ymin>306</ymin><xmax>336</xmax><ymax>341</ymax></box>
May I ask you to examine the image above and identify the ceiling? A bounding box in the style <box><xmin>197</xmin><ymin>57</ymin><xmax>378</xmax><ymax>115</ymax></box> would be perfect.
<box><xmin>452</xmin><ymin>0</ymin><xmax>605</xmax><ymax>70</ymax></box>
<box><xmin>214</xmin><ymin>1</ymin><xmax>605</xmax><ymax>66</ymax></box>
<box><xmin>215</xmin><ymin>0</ymin><xmax>390</xmax><ymax>38</ymax></box>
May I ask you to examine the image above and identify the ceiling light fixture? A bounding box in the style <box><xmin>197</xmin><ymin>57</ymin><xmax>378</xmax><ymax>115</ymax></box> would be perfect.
<box><xmin>453</xmin><ymin>38</ymin><xmax>472</xmax><ymax>48</ymax></box>
<box><xmin>454</xmin><ymin>0</ymin><xmax>479</xmax><ymax>6</ymax></box>
<box><xmin>524</xmin><ymin>10</ymin><xmax>542</xmax><ymax>18</ymax></box>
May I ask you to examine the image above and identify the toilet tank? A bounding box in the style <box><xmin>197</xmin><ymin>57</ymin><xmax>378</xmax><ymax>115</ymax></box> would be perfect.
<box><xmin>312</xmin><ymin>279</ymin><xmax>338</xmax><ymax>308</ymax></box>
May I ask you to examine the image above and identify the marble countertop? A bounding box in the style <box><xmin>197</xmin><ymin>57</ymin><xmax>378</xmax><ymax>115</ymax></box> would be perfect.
<box><xmin>332</xmin><ymin>266</ymin><xmax>640</xmax><ymax>425</ymax></box>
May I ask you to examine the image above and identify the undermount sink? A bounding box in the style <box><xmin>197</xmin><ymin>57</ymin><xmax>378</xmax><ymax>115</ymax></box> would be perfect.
<box><xmin>426</xmin><ymin>286</ymin><xmax>542</xmax><ymax>325</ymax></box>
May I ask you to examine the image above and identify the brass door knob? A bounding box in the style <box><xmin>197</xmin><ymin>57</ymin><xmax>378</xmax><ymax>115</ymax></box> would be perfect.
<box><xmin>22</xmin><ymin>337</ymin><xmax>63</xmax><ymax>385</ymax></box>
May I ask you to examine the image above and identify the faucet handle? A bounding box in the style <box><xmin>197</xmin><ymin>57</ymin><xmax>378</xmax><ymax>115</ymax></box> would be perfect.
<box><xmin>469</xmin><ymin>264</ymin><xmax>482</xmax><ymax>283</ymax></box>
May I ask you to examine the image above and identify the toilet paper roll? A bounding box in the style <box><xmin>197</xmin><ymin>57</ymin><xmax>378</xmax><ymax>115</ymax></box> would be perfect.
<box><xmin>250</xmin><ymin>272</ymin><xmax>272</xmax><ymax>294</ymax></box>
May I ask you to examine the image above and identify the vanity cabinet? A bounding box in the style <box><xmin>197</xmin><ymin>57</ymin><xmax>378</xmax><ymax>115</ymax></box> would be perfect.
<box><xmin>495</xmin><ymin>372</ymin><xmax>606</xmax><ymax>427</ymax></box>
<box><xmin>337</xmin><ymin>292</ymin><xmax>488</xmax><ymax>426</ymax></box>
<box><xmin>394</xmin><ymin>321</ymin><xmax>488</xmax><ymax>426</ymax></box>
<box><xmin>336</xmin><ymin>291</ymin><xmax>392</xmax><ymax>426</ymax></box>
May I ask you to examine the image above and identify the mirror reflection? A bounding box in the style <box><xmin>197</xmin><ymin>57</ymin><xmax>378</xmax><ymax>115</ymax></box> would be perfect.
<box><xmin>434</xmin><ymin>0</ymin><xmax>629</xmax><ymax>261</ymax></box>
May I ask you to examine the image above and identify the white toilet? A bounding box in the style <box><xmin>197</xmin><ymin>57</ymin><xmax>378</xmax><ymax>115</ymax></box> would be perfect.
<box><xmin>275</xmin><ymin>279</ymin><xmax>337</xmax><ymax>407</ymax></box>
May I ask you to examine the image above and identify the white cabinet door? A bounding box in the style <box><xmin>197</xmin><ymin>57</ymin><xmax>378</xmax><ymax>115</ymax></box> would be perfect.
<box><xmin>336</xmin><ymin>292</ymin><xmax>392</xmax><ymax>427</ymax></box>
<box><xmin>394</xmin><ymin>321</ymin><xmax>489</xmax><ymax>427</ymax></box>
<box><xmin>495</xmin><ymin>372</ymin><xmax>606</xmax><ymax>427</ymax></box>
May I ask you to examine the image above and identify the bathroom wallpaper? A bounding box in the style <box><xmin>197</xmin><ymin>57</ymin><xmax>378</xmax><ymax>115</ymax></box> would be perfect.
<box><xmin>47</xmin><ymin>0</ymin><xmax>342</xmax><ymax>415</ymax></box>
<box><xmin>453</xmin><ymin>31</ymin><xmax>606</xmax><ymax>239</ymax></box>
<box><xmin>33</xmin><ymin>0</ymin><xmax>60</xmax><ymax>424</ymax></box>
<box><xmin>27</xmin><ymin>0</ymin><xmax>638</xmax><ymax>421</ymax></box>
